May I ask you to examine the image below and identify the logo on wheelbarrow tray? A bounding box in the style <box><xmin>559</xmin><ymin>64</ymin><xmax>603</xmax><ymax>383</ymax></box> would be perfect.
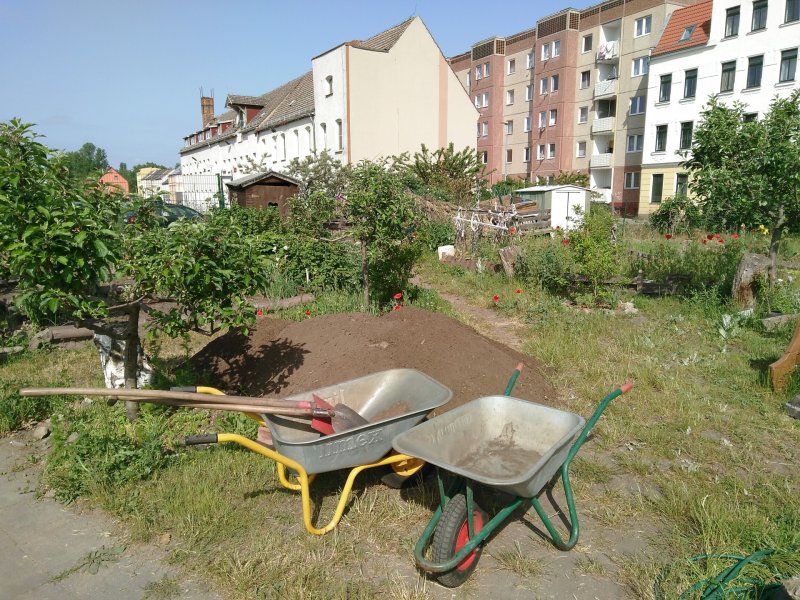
<box><xmin>317</xmin><ymin>428</ymin><xmax>384</xmax><ymax>458</ymax></box>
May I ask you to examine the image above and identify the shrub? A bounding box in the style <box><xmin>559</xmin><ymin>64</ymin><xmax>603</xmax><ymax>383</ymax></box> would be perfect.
<box><xmin>417</xmin><ymin>217</ymin><xmax>454</xmax><ymax>251</ymax></box>
<box><xmin>515</xmin><ymin>236</ymin><xmax>575</xmax><ymax>294</ymax></box>
<box><xmin>649</xmin><ymin>195</ymin><xmax>702</xmax><ymax>235</ymax></box>
<box><xmin>568</xmin><ymin>206</ymin><xmax>622</xmax><ymax>298</ymax></box>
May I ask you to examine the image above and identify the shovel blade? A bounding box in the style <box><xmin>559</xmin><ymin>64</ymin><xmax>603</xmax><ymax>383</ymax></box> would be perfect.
<box><xmin>331</xmin><ymin>403</ymin><xmax>369</xmax><ymax>433</ymax></box>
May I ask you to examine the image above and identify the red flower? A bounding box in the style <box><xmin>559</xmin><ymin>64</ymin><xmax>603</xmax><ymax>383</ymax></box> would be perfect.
<box><xmin>562</xmin><ymin>239</ymin><xmax>570</xmax><ymax>246</ymax></box>
<box><xmin>492</xmin><ymin>295</ymin><xmax>500</xmax><ymax>303</ymax></box>
<box><xmin>516</xmin><ymin>289</ymin><xmax>521</xmax><ymax>294</ymax></box>
<box><xmin>714</xmin><ymin>233</ymin><xmax>722</xmax><ymax>239</ymax></box>
<box><xmin>732</xmin><ymin>233</ymin><xmax>740</xmax><ymax>239</ymax></box>
<box><xmin>718</xmin><ymin>239</ymin><xmax>724</xmax><ymax>244</ymax></box>
<box><xmin>393</xmin><ymin>305</ymin><xmax>400</xmax><ymax>311</ymax></box>
<box><xmin>305</xmin><ymin>310</ymin><xmax>311</xmax><ymax>316</ymax></box>
<box><xmin>393</xmin><ymin>292</ymin><xmax>403</xmax><ymax>300</ymax></box>
<box><xmin>707</xmin><ymin>234</ymin><xmax>714</xmax><ymax>240</ymax></box>
<box><xmin>509</xmin><ymin>226</ymin><xmax>517</xmax><ymax>235</ymax></box>
<box><xmin>665</xmin><ymin>234</ymin><xmax>673</xmax><ymax>240</ymax></box>
<box><xmin>702</xmin><ymin>239</ymin><xmax>707</xmax><ymax>245</ymax></box>
<box><xmin>256</xmin><ymin>310</ymin><xmax>263</xmax><ymax>317</ymax></box>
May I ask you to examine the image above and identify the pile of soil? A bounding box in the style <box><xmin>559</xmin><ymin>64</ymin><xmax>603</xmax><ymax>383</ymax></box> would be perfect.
<box><xmin>190</xmin><ymin>308</ymin><xmax>556</xmax><ymax>415</ymax></box>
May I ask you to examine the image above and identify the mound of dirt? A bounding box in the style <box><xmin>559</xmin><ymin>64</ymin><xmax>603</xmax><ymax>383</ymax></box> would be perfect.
<box><xmin>190</xmin><ymin>308</ymin><xmax>556</xmax><ymax>414</ymax></box>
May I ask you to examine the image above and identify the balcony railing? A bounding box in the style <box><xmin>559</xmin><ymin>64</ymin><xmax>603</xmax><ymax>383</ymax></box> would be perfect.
<box><xmin>591</xmin><ymin>116</ymin><xmax>615</xmax><ymax>134</ymax></box>
<box><xmin>592</xmin><ymin>188</ymin><xmax>613</xmax><ymax>203</ymax></box>
<box><xmin>596</xmin><ymin>41</ymin><xmax>619</xmax><ymax>62</ymax></box>
<box><xmin>594</xmin><ymin>79</ymin><xmax>618</xmax><ymax>99</ymax></box>
<box><xmin>590</xmin><ymin>153</ymin><xmax>613</xmax><ymax>168</ymax></box>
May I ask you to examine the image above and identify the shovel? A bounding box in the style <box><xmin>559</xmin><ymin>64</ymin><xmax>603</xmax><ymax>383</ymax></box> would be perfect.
<box><xmin>18</xmin><ymin>387</ymin><xmax>368</xmax><ymax>434</ymax></box>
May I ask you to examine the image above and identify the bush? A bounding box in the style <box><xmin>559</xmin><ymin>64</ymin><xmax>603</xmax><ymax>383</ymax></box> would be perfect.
<box><xmin>0</xmin><ymin>379</ymin><xmax>70</xmax><ymax>434</ymax></box>
<box><xmin>417</xmin><ymin>217</ymin><xmax>454</xmax><ymax>251</ymax></box>
<box><xmin>515</xmin><ymin>237</ymin><xmax>574</xmax><ymax>294</ymax></box>
<box><xmin>649</xmin><ymin>195</ymin><xmax>702</xmax><ymax>235</ymax></box>
<box><xmin>206</xmin><ymin>204</ymin><xmax>282</xmax><ymax>236</ymax></box>
<box><xmin>568</xmin><ymin>206</ymin><xmax>622</xmax><ymax>298</ymax></box>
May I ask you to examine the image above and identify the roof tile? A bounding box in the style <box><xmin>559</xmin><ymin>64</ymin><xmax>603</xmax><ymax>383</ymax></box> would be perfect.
<box><xmin>652</xmin><ymin>0</ymin><xmax>712</xmax><ymax>58</ymax></box>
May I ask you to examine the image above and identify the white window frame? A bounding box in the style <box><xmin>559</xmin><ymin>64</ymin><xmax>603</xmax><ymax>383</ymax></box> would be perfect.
<box><xmin>524</xmin><ymin>147</ymin><xmax>531</xmax><ymax>162</ymax></box>
<box><xmin>576</xmin><ymin>141</ymin><xmax>587</xmax><ymax>157</ymax></box>
<box><xmin>482</xmin><ymin>92</ymin><xmax>489</xmax><ymax>107</ymax></box>
<box><xmin>626</xmin><ymin>134</ymin><xmax>644</xmax><ymax>152</ymax></box>
<box><xmin>482</xmin><ymin>121</ymin><xmax>489</xmax><ymax>136</ymax></box>
<box><xmin>549</xmin><ymin>109</ymin><xmax>557</xmax><ymax>126</ymax></box>
<box><xmin>624</xmin><ymin>172</ymin><xmax>641</xmax><ymax>189</ymax></box>
<box><xmin>475</xmin><ymin>66</ymin><xmax>482</xmax><ymax>81</ymax></box>
<box><xmin>540</xmin><ymin>77</ymin><xmax>548</xmax><ymax>95</ymax></box>
<box><xmin>526</xmin><ymin>84</ymin><xmax>533</xmax><ymax>101</ymax></box>
<box><xmin>325</xmin><ymin>75</ymin><xmax>333</xmax><ymax>96</ymax></box>
<box><xmin>537</xmin><ymin>144</ymin><xmax>546</xmax><ymax>159</ymax></box>
<box><xmin>539</xmin><ymin>111</ymin><xmax>547</xmax><ymax>128</ymax></box>
<box><xmin>483</xmin><ymin>62</ymin><xmax>490</xmax><ymax>77</ymax></box>
<box><xmin>553</xmin><ymin>40</ymin><xmax>561</xmax><ymax>57</ymax></box>
<box><xmin>548</xmin><ymin>143</ymin><xmax>556</xmax><ymax>159</ymax></box>
<box><xmin>524</xmin><ymin>115</ymin><xmax>532</xmax><ymax>131</ymax></box>
<box><xmin>507</xmin><ymin>59</ymin><xmax>516</xmax><ymax>75</ymax></box>
<box><xmin>542</xmin><ymin>44</ymin><xmax>551</xmax><ymax>61</ymax></box>
<box><xmin>475</xmin><ymin>95</ymin><xmax>480</xmax><ymax>108</ymax></box>
<box><xmin>551</xmin><ymin>74</ymin><xmax>559</xmax><ymax>92</ymax></box>
<box><xmin>580</xmin><ymin>70</ymin><xmax>590</xmax><ymax>89</ymax></box>
<box><xmin>579</xmin><ymin>106</ymin><xmax>589</xmax><ymax>123</ymax></box>
<box><xmin>526</xmin><ymin>51</ymin><xmax>534</xmax><ymax>69</ymax></box>
<box><xmin>630</xmin><ymin>95</ymin><xmax>646</xmax><ymax>115</ymax></box>
<box><xmin>632</xmin><ymin>56</ymin><xmax>649</xmax><ymax>77</ymax></box>
<box><xmin>582</xmin><ymin>34</ymin><xmax>592</xmax><ymax>53</ymax></box>
<box><xmin>335</xmin><ymin>119</ymin><xmax>343</xmax><ymax>152</ymax></box>
<box><xmin>506</xmin><ymin>89</ymin><xmax>515</xmax><ymax>105</ymax></box>
<box><xmin>506</xmin><ymin>120</ymin><xmax>514</xmax><ymax>135</ymax></box>
<box><xmin>634</xmin><ymin>15</ymin><xmax>652</xmax><ymax>37</ymax></box>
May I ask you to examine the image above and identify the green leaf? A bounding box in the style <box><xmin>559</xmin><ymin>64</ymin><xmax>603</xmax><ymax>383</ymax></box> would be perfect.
<box><xmin>93</xmin><ymin>239</ymin><xmax>109</xmax><ymax>257</ymax></box>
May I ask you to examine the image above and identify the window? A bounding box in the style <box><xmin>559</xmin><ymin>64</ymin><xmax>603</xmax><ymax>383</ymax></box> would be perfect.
<box><xmin>780</xmin><ymin>49</ymin><xmax>798</xmax><ymax>82</ymax></box>
<box><xmin>482</xmin><ymin>92</ymin><xmax>490</xmax><ymax>107</ymax></box>
<box><xmin>482</xmin><ymin>122</ymin><xmax>489</xmax><ymax>136</ymax></box>
<box><xmin>580</xmin><ymin>70</ymin><xmax>590</xmax><ymax>89</ymax></box>
<box><xmin>526</xmin><ymin>84</ymin><xmax>533</xmax><ymax>101</ymax></box>
<box><xmin>577</xmin><ymin>141</ymin><xmax>587</xmax><ymax>157</ymax></box>
<box><xmin>476</xmin><ymin>122</ymin><xmax>481</xmax><ymax>137</ymax></box>
<box><xmin>475</xmin><ymin>66</ymin><xmax>482</xmax><ymax>81</ymax></box>
<box><xmin>787</xmin><ymin>0</ymin><xmax>800</xmax><ymax>23</ymax></box>
<box><xmin>481</xmin><ymin>151</ymin><xmax>488</xmax><ymax>164</ymax></box>
<box><xmin>538</xmin><ymin>144</ymin><xmax>546</xmax><ymax>159</ymax></box>
<box><xmin>553</xmin><ymin>40</ymin><xmax>561</xmax><ymax>57</ymax></box>
<box><xmin>524</xmin><ymin>147</ymin><xmax>531</xmax><ymax>162</ymax></box>
<box><xmin>506</xmin><ymin>89</ymin><xmax>515</xmax><ymax>105</ymax></box>
<box><xmin>320</xmin><ymin>123</ymin><xmax>327</xmax><ymax>149</ymax></box>
<box><xmin>583</xmin><ymin>34</ymin><xmax>593</xmax><ymax>53</ymax></box>
<box><xmin>725</xmin><ymin>6</ymin><xmax>740</xmax><ymax>37</ymax></box>
<box><xmin>542</xmin><ymin>43</ymin><xmax>551</xmax><ymax>61</ymax></box>
<box><xmin>506</xmin><ymin>120</ymin><xmax>514</xmax><ymax>135</ymax></box>
<box><xmin>483</xmin><ymin>63</ymin><xmax>490</xmax><ymax>77</ymax></box>
<box><xmin>746</xmin><ymin>55</ymin><xmax>763</xmax><ymax>88</ymax></box>
<box><xmin>280</xmin><ymin>134</ymin><xmax>287</xmax><ymax>160</ymax></box>
<box><xmin>526</xmin><ymin>51</ymin><xmax>534</xmax><ymax>69</ymax></box>
<box><xmin>635</xmin><ymin>15</ymin><xmax>652</xmax><ymax>36</ymax></box>
<box><xmin>631</xmin><ymin>95</ymin><xmax>646</xmax><ymax>115</ymax></box>
<box><xmin>676</xmin><ymin>173</ymin><xmax>689</xmax><ymax>196</ymax></box>
<box><xmin>751</xmin><ymin>0</ymin><xmax>768</xmax><ymax>31</ymax></box>
<box><xmin>626</xmin><ymin>134</ymin><xmax>644</xmax><ymax>152</ymax></box>
<box><xmin>506</xmin><ymin>149</ymin><xmax>513</xmax><ymax>163</ymax></box>
<box><xmin>548</xmin><ymin>143</ymin><xmax>556</xmax><ymax>159</ymax></box>
<box><xmin>475</xmin><ymin>95</ymin><xmax>480</xmax><ymax>108</ymax></box>
<box><xmin>743</xmin><ymin>112</ymin><xmax>759</xmax><ymax>122</ymax></box>
<box><xmin>551</xmin><ymin>74</ymin><xmax>559</xmax><ymax>92</ymax></box>
<box><xmin>336</xmin><ymin>119</ymin><xmax>343</xmax><ymax>151</ymax></box>
<box><xmin>659</xmin><ymin>74</ymin><xmax>672</xmax><ymax>102</ymax></box>
<box><xmin>624</xmin><ymin>172</ymin><xmax>641</xmax><ymax>189</ymax></box>
<box><xmin>524</xmin><ymin>116</ymin><xmax>532</xmax><ymax>131</ymax></box>
<box><xmin>632</xmin><ymin>56</ymin><xmax>649</xmax><ymax>76</ymax></box>
<box><xmin>325</xmin><ymin>75</ymin><xmax>333</xmax><ymax>96</ymax></box>
<box><xmin>680</xmin><ymin>25</ymin><xmax>696</xmax><ymax>41</ymax></box>
<box><xmin>679</xmin><ymin>121</ymin><xmax>693</xmax><ymax>150</ymax></box>
<box><xmin>721</xmin><ymin>60</ymin><xmax>737</xmax><ymax>92</ymax></box>
<box><xmin>651</xmin><ymin>174</ymin><xmax>664</xmax><ymax>203</ymax></box>
<box><xmin>579</xmin><ymin>107</ymin><xmax>589</xmax><ymax>123</ymax></box>
<box><xmin>507</xmin><ymin>59</ymin><xmax>516</xmax><ymax>75</ymax></box>
<box><xmin>540</xmin><ymin>77</ymin><xmax>548</xmax><ymax>94</ymax></box>
<box><xmin>549</xmin><ymin>109</ymin><xmax>558</xmax><ymax>126</ymax></box>
<box><xmin>539</xmin><ymin>111</ymin><xmax>547</xmax><ymax>128</ymax></box>
<box><xmin>655</xmin><ymin>125</ymin><xmax>668</xmax><ymax>152</ymax></box>
<box><xmin>684</xmin><ymin>69</ymin><xmax>697</xmax><ymax>98</ymax></box>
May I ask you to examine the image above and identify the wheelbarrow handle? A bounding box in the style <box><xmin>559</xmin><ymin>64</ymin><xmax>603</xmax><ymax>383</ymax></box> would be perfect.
<box><xmin>565</xmin><ymin>382</ymin><xmax>633</xmax><ymax>465</ymax></box>
<box><xmin>185</xmin><ymin>433</ymin><xmax>219</xmax><ymax>445</ymax></box>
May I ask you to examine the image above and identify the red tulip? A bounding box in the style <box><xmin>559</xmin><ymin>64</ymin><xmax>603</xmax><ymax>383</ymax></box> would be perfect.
<box><xmin>665</xmin><ymin>234</ymin><xmax>673</xmax><ymax>240</ymax></box>
<box><xmin>732</xmin><ymin>233</ymin><xmax>740</xmax><ymax>239</ymax></box>
<box><xmin>718</xmin><ymin>239</ymin><xmax>724</xmax><ymax>244</ymax></box>
<box><xmin>493</xmin><ymin>295</ymin><xmax>500</xmax><ymax>303</ymax></box>
<box><xmin>256</xmin><ymin>310</ymin><xmax>263</xmax><ymax>317</ymax></box>
<box><xmin>394</xmin><ymin>305</ymin><xmax>400</xmax><ymax>311</ymax></box>
<box><xmin>516</xmin><ymin>289</ymin><xmax>521</xmax><ymax>294</ymax></box>
<box><xmin>563</xmin><ymin>239</ymin><xmax>570</xmax><ymax>246</ymax></box>
<box><xmin>305</xmin><ymin>310</ymin><xmax>311</xmax><ymax>316</ymax></box>
<box><xmin>393</xmin><ymin>292</ymin><xmax>403</xmax><ymax>300</ymax></box>
<box><xmin>707</xmin><ymin>234</ymin><xmax>713</xmax><ymax>240</ymax></box>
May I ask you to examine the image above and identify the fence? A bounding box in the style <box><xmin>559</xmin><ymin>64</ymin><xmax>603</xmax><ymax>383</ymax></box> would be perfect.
<box><xmin>169</xmin><ymin>174</ymin><xmax>234</xmax><ymax>213</ymax></box>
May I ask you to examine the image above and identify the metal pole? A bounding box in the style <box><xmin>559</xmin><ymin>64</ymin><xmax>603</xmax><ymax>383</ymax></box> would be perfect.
<box><xmin>217</xmin><ymin>174</ymin><xmax>224</xmax><ymax>209</ymax></box>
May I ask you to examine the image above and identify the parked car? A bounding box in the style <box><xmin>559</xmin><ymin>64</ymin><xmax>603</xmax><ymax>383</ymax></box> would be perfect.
<box><xmin>122</xmin><ymin>202</ymin><xmax>202</xmax><ymax>226</ymax></box>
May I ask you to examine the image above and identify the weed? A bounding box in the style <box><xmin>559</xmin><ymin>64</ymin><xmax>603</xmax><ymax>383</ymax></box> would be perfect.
<box><xmin>143</xmin><ymin>576</ymin><xmax>181</xmax><ymax>600</ymax></box>
<box><xmin>491</xmin><ymin>541</ymin><xmax>546</xmax><ymax>579</ymax></box>
<box><xmin>574</xmin><ymin>556</ymin><xmax>609</xmax><ymax>577</ymax></box>
<box><xmin>51</xmin><ymin>545</ymin><xmax>125</xmax><ymax>581</ymax></box>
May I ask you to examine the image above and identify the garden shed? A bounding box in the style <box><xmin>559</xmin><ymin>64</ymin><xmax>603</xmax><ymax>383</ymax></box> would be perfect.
<box><xmin>226</xmin><ymin>171</ymin><xmax>301</xmax><ymax>217</ymax></box>
<box><xmin>514</xmin><ymin>185</ymin><xmax>591</xmax><ymax>230</ymax></box>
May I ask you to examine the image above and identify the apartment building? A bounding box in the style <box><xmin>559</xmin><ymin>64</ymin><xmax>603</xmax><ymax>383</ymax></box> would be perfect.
<box><xmin>180</xmin><ymin>17</ymin><xmax>477</xmax><ymax>206</ymax></box>
<box><xmin>639</xmin><ymin>0</ymin><xmax>800</xmax><ymax>213</ymax></box>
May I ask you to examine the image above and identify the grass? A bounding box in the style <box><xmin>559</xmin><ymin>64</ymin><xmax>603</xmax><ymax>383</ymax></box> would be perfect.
<box><xmin>2</xmin><ymin>254</ymin><xmax>800</xmax><ymax>598</ymax></box>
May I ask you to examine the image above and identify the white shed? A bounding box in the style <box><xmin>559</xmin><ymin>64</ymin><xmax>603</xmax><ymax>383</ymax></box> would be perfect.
<box><xmin>514</xmin><ymin>185</ymin><xmax>591</xmax><ymax>231</ymax></box>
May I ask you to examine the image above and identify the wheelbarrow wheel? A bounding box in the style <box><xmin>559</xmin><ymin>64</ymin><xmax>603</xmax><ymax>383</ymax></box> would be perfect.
<box><xmin>431</xmin><ymin>493</ymin><xmax>487</xmax><ymax>587</ymax></box>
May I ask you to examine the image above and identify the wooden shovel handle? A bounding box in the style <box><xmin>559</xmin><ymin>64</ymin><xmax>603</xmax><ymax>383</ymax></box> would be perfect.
<box><xmin>118</xmin><ymin>395</ymin><xmax>330</xmax><ymax>417</ymax></box>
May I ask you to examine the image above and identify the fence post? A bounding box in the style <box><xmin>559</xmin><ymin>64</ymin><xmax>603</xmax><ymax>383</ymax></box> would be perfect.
<box><xmin>217</xmin><ymin>174</ymin><xmax>224</xmax><ymax>209</ymax></box>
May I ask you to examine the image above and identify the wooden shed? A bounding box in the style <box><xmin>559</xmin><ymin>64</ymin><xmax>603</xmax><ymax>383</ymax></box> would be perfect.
<box><xmin>226</xmin><ymin>171</ymin><xmax>301</xmax><ymax>217</ymax></box>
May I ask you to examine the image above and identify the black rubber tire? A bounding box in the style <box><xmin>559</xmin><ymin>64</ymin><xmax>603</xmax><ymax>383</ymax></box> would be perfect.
<box><xmin>430</xmin><ymin>493</ymin><xmax>487</xmax><ymax>588</ymax></box>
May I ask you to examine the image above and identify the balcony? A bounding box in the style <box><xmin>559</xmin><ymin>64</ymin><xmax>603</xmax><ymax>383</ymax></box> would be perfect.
<box><xmin>590</xmin><ymin>153</ymin><xmax>613</xmax><ymax>168</ymax></box>
<box><xmin>593</xmin><ymin>188</ymin><xmax>613</xmax><ymax>203</ymax></box>
<box><xmin>596</xmin><ymin>41</ymin><xmax>619</xmax><ymax>63</ymax></box>
<box><xmin>594</xmin><ymin>79</ymin><xmax>618</xmax><ymax>99</ymax></box>
<box><xmin>591</xmin><ymin>116</ymin><xmax>615</xmax><ymax>134</ymax></box>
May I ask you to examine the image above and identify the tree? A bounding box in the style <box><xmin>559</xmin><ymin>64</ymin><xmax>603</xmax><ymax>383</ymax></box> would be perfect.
<box><xmin>62</xmin><ymin>142</ymin><xmax>109</xmax><ymax>180</ymax></box>
<box><xmin>395</xmin><ymin>143</ymin><xmax>487</xmax><ymax>204</ymax></box>
<box><xmin>538</xmin><ymin>170</ymin><xmax>590</xmax><ymax>188</ymax></box>
<box><xmin>684</xmin><ymin>91</ymin><xmax>800</xmax><ymax>282</ymax></box>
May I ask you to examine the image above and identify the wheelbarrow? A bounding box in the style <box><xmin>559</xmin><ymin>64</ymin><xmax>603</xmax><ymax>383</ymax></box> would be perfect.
<box><xmin>185</xmin><ymin>368</ymin><xmax>452</xmax><ymax>535</ymax></box>
<box><xmin>392</xmin><ymin>383</ymin><xmax>633</xmax><ymax>587</ymax></box>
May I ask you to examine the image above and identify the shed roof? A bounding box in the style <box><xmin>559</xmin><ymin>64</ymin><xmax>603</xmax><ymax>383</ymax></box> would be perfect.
<box><xmin>226</xmin><ymin>171</ymin><xmax>302</xmax><ymax>189</ymax></box>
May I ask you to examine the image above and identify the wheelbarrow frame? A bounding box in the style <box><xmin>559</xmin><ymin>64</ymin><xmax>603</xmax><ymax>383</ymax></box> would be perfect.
<box><xmin>409</xmin><ymin>384</ymin><xmax>631</xmax><ymax>577</ymax></box>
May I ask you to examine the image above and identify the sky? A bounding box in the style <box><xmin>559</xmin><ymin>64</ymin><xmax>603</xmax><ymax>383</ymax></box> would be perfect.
<box><xmin>0</xmin><ymin>0</ymin><xmax>596</xmax><ymax>168</ymax></box>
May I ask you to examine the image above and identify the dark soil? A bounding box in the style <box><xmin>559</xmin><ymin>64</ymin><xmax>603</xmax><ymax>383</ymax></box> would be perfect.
<box><xmin>190</xmin><ymin>307</ymin><xmax>556</xmax><ymax>415</ymax></box>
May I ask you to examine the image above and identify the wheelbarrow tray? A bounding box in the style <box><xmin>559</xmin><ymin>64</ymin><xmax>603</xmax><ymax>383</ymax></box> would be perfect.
<box><xmin>392</xmin><ymin>395</ymin><xmax>585</xmax><ymax>498</ymax></box>
<box><xmin>265</xmin><ymin>369</ymin><xmax>452</xmax><ymax>475</ymax></box>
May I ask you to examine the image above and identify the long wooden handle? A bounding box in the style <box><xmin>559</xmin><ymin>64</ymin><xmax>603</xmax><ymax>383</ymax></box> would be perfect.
<box><xmin>118</xmin><ymin>395</ymin><xmax>327</xmax><ymax>417</ymax></box>
<box><xmin>19</xmin><ymin>387</ymin><xmax>313</xmax><ymax>410</ymax></box>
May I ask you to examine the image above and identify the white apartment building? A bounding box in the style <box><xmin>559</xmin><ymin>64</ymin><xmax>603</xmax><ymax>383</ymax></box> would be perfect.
<box><xmin>640</xmin><ymin>0</ymin><xmax>800</xmax><ymax>213</ymax></box>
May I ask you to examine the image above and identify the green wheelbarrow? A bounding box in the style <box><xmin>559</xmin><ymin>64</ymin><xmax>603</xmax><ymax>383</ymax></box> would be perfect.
<box><xmin>392</xmin><ymin>383</ymin><xmax>633</xmax><ymax>587</ymax></box>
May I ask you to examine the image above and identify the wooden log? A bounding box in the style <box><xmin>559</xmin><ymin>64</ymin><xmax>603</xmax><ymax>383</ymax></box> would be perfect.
<box><xmin>732</xmin><ymin>252</ymin><xmax>771</xmax><ymax>308</ymax></box>
<box><xmin>761</xmin><ymin>313</ymin><xmax>800</xmax><ymax>331</ymax></box>
<box><xmin>769</xmin><ymin>318</ymin><xmax>800</xmax><ymax>392</ymax></box>
<box><xmin>28</xmin><ymin>326</ymin><xmax>95</xmax><ymax>350</ymax></box>
<box><xmin>498</xmin><ymin>246</ymin><xmax>522</xmax><ymax>277</ymax></box>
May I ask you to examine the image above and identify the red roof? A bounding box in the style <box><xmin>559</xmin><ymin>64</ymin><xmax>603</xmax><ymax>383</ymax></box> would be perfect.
<box><xmin>652</xmin><ymin>0</ymin><xmax>712</xmax><ymax>58</ymax></box>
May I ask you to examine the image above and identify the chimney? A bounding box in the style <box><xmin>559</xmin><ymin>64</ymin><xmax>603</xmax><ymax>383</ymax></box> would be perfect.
<box><xmin>201</xmin><ymin>96</ymin><xmax>214</xmax><ymax>127</ymax></box>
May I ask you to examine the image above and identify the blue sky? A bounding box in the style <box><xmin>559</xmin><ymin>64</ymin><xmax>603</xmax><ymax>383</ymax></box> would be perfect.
<box><xmin>0</xmin><ymin>0</ymin><xmax>595</xmax><ymax>168</ymax></box>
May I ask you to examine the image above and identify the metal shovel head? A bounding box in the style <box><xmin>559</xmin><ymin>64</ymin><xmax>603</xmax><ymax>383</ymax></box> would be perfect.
<box><xmin>332</xmin><ymin>403</ymin><xmax>369</xmax><ymax>433</ymax></box>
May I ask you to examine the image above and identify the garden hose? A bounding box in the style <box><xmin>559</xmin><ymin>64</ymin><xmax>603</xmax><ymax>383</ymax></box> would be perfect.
<box><xmin>654</xmin><ymin>549</ymin><xmax>788</xmax><ymax>599</ymax></box>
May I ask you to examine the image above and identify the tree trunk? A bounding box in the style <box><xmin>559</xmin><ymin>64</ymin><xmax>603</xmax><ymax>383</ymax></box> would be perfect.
<box><xmin>123</xmin><ymin>303</ymin><xmax>140</xmax><ymax>422</ymax></box>
<box><xmin>768</xmin><ymin>206</ymin><xmax>786</xmax><ymax>286</ymax></box>
<box><xmin>732</xmin><ymin>253</ymin><xmax>772</xmax><ymax>308</ymax></box>
<box><xmin>360</xmin><ymin>240</ymin><xmax>370</xmax><ymax>309</ymax></box>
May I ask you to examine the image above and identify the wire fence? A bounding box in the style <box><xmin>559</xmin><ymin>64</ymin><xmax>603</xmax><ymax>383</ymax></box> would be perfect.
<box><xmin>139</xmin><ymin>174</ymin><xmax>234</xmax><ymax>213</ymax></box>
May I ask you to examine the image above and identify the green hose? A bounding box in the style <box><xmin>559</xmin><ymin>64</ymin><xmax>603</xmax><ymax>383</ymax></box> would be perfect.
<box><xmin>654</xmin><ymin>549</ymin><xmax>787</xmax><ymax>599</ymax></box>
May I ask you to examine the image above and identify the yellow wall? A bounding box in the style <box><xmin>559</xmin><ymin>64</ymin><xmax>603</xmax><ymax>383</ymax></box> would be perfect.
<box><xmin>638</xmin><ymin>165</ymin><xmax>691</xmax><ymax>216</ymax></box>
<box><xmin>347</xmin><ymin>18</ymin><xmax>477</xmax><ymax>162</ymax></box>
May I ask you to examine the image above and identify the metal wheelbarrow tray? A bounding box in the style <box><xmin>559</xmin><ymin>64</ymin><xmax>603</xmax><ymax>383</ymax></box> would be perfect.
<box><xmin>266</xmin><ymin>368</ymin><xmax>452</xmax><ymax>475</ymax></box>
<box><xmin>392</xmin><ymin>395</ymin><xmax>585</xmax><ymax>498</ymax></box>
